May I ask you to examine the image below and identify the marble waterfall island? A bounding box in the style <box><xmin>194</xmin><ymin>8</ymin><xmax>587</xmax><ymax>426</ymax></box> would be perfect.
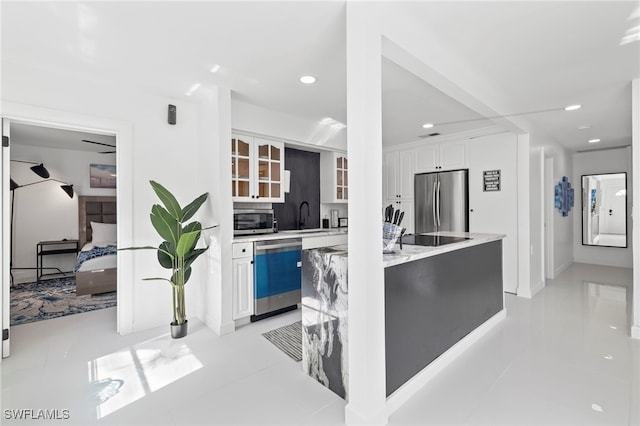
<box><xmin>301</xmin><ymin>245</ymin><xmax>349</xmax><ymax>399</ymax></box>
<box><xmin>301</xmin><ymin>233</ymin><xmax>505</xmax><ymax>400</ymax></box>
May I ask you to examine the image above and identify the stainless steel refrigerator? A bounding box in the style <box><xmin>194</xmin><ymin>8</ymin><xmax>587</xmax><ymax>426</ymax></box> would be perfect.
<box><xmin>415</xmin><ymin>169</ymin><xmax>469</xmax><ymax>233</ymax></box>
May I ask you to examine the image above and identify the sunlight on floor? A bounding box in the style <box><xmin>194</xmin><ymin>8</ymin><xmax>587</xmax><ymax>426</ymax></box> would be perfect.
<box><xmin>87</xmin><ymin>333</ymin><xmax>203</xmax><ymax>419</ymax></box>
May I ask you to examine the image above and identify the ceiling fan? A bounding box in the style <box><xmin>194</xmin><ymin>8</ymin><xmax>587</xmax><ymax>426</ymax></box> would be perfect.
<box><xmin>81</xmin><ymin>139</ymin><xmax>116</xmax><ymax>154</ymax></box>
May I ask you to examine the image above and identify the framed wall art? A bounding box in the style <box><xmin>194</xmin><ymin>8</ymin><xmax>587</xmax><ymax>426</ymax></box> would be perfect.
<box><xmin>90</xmin><ymin>164</ymin><xmax>117</xmax><ymax>189</ymax></box>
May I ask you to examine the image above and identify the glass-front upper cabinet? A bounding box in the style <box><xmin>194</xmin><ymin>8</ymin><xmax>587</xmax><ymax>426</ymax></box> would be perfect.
<box><xmin>320</xmin><ymin>151</ymin><xmax>348</xmax><ymax>204</ymax></box>
<box><xmin>336</xmin><ymin>156</ymin><xmax>348</xmax><ymax>201</ymax></box>
<box><xmin>231</xmin><ymin>134</ymin><xmax>284</xmax><ymax>203</ymax></box>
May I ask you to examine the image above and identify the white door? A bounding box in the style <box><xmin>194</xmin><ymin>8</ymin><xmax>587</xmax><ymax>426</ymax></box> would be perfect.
<box><xmin>2</xmin><ymin>118</ymin><xmax>11</xmax><ymax>358</ymax></box>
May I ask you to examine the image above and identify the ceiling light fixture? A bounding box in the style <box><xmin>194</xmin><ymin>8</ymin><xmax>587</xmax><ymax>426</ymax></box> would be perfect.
<box><xmin>299</xmin><ymin>75</ymin><xmax>317</xmax><ymax>84</ymax></box>
<box><xmin>588</xmin><ymin>139</ymin><xmax>601</xmax><ymax>143</ymax></box>
<box><xmin>210</xmin><ymin>64</ymin><xmax>221</xmax><ymax>73</ymax></box>
<box><xmin>564</xmin><ymin>104</ymin><xmax>581</xmax><ymax>111</ymax></box>
<box><xmin>422</xmin><ymin>123</ymin><xmax>434</xmax><ymax>129</ymax></box>
<box><xmin>185</xmin><ymin>83</ymin><xmax>201</xmax><ymax>96</ymax></box>
<box><xmin>578</xmin><ymin>125</ymin><xmax>591</xmax><ymax>130</ymax></box>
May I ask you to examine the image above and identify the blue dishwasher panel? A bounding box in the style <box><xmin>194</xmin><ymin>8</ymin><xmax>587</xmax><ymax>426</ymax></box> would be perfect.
<box><xmin>254</xmin><ymin>249</ymin><xmax>301</xmax><ymax>299</ymax></box>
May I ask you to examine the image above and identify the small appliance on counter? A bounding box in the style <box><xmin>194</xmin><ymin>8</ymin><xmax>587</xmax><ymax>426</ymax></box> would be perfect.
<box><xmin>322</xmin><ymin>216</ymin><xmax>330</xmax><ymax>229</ymax></box>
<box><xmin>233</xmin><ymin>209</ymin><xmax>275</xmax><ymax>236</ymax></box>
<box><xmin>330</xmin><ymin>209</ymin><xmax>339</xmax><ymax>228</ymax></box>
<box><xmin>338</xmin><ymin>217</ymin><xmax>348</xmax><ymax>228</ymax></box>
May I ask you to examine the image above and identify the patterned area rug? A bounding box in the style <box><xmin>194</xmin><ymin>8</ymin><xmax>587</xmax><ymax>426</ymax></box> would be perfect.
<box><xmin>262</xmin><ymin>321</ymin><xmax>302</xmax><ymax>362</ymax></box>
<box><xmin>10</xmin><ymin>276</ymin><xmax>116</xmax><ymax>326</ymax></box>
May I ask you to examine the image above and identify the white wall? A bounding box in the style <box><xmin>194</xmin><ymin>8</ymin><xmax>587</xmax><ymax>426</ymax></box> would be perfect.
<box><xmin>535</xmin><ymin>141</ymin><xmax>574</xmax><ymax>278</ymax></box>
<box><xmin>632</xmin><ymin>78</ymin><xmax>639</xmax><ymax>340</ymax></box>
<box><xmin>530</xmin><ymin>147</ymin><xmax>545</xmax><ymax>294</ymax></box>
<box><xmin>467</xmin><ymin>132</ymin><xmax>519</xmax><ymax>293</ymax></box>
<box><xmin>231</xmin><ymin>100</ymin><xmax>347</xmax><ymax>151</ymax></box>
<box><xmin>573</xmin><ymin>148</ymin><xmax>632</xmax><ymax>268</ymax></box>
<box><xmin>10</xmin><ymin>144</ymin><xmax>116</xmax><ymax>282</ymax></box>
<box><xmin>2</xmin><ymin>61</ymin><xmax>227</xmax><ymax>334</ymax></box>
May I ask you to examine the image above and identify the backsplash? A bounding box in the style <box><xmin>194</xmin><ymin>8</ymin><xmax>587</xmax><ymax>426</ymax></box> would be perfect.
<box><xmin>273</xmin><ymin>147</ymin><xmax>321</xmax><ymax>230</ymax></box>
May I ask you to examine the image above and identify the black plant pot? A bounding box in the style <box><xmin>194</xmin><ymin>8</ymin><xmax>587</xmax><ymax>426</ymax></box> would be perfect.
<box><xmin>170</xmin><ymin>319</ymin><xmax>188</xmax><ymax>339</ymax></box>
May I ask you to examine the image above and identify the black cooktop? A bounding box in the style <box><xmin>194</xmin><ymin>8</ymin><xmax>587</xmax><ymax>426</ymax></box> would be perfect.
<box><xmin>401</xmin><ymin>234</ymin><xmax>470</xmax><ymax>247</ymax></box>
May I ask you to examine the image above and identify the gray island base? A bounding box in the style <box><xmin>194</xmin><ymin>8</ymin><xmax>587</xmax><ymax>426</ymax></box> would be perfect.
<box><xmin>301</xmin><ymin>233</ymin><xmax>505</xmax><ymax>400</ymax></box>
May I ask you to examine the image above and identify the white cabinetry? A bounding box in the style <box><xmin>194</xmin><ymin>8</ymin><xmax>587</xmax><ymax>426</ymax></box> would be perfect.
<box><xmin>383</xmin><ymin>140</ymin><xmax>468</xmax><ymax>234</ymax></box>
<box><xmin>231</xmin><ymin>134</ymin><xmax>284</xmax><ymax>203</ymax></box>
<box><xmin>383</xmin><ymin>151</ymin><xmax>415</xmax><ymax>234</ymax></box>
<box><xmin>384</xmin><ymin>150</ymin><xmax>415</xmax><ymax>200</ymax></box>
<box><xmin>232</xmin><ymin>242</ymin><xmax>254</xmax><ymax>320</ymax></box>
<box><xmin>321</xmin><ymin>151</ymin><xmax>348</xmax><ymax>203</ymax></box>
<box><xmin>414</xmin><ymin>141</ymin><xmax>467</xmax><ymax>173</ymax></box>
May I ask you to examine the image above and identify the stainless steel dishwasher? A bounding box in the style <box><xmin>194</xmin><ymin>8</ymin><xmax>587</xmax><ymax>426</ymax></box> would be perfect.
<box><xmin>251</xmin><ymin>238</ymin><xmax>302</xmax><ymax>322</ymax></box>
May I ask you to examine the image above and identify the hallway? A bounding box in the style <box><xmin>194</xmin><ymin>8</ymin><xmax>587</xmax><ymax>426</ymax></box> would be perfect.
<box><xmin>1</xmin><ymin>263</ymin><xmax>637</xmax><ymax>425</ymax></box>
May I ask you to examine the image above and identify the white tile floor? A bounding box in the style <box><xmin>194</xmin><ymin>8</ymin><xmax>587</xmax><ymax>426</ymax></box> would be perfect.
<box><xmin>1</xmin><ymin>262</ymin><xmax>638</xmax><ymax>425</ymax></box>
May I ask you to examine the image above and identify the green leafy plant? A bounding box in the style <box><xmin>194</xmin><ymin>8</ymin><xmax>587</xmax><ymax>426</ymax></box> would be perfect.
<box><xmin>122</xmin><ymin>180</ymin><xmax>216</xmax><ymax>327</ymax></box>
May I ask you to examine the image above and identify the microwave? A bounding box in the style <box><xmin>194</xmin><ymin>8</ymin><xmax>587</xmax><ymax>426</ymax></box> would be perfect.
<box><xmin>233</xmin><ymin>209</ymin><xmax>275</xmax><ymax>235</ymax></box>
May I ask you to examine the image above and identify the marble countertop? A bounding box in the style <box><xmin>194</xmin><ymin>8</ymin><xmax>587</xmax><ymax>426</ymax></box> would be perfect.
<box><xmin>382</xmin><ymin>232</ymin><xmax>505</xmax><ymax>268</ymax></box>
<box><xmin>299</xmin><ymin>231</ymin><xmax>505</xmax><ymax>268</ymax></box>
<box><xmin>233</xmin><ymin>228</ymin><xmax>348</xmax><ymax>243</ymax></box>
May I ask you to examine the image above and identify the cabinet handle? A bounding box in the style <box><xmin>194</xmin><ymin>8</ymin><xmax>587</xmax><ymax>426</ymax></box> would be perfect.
<box><xmin>251</xmin><ymin>260</ymin><xmax>254</xmax><ymax>264</ymax></box>
<box><xmin>251</xmin><ymin>195</ymin><xmax>255</xmax><ymax>199</ymax></box>
<box><xmin>470</xmin><ymin>209</ymin><xmax>474</xmax><ymax>212</ymax></box>
<box><xmin>242</xmin><ymin>248</ymin><xmax>246</xmax><ymax>253</ymax></box>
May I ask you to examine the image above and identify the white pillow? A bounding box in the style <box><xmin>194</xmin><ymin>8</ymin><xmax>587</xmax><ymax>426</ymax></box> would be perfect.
<box><xmin>91</xmin><ymin>222</ymin><xmax>117</xmax><ymax>244</ymax></box>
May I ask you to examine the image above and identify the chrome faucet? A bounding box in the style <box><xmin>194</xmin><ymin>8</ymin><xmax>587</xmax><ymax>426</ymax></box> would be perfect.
<box><xmin>298</xmin><ymin>201</ymin><xmax>310</xmax><ymax>230</ymax></box>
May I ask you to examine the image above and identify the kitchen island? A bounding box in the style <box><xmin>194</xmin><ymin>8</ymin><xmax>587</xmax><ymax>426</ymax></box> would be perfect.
<box><xmin>301</xmin><ymin>232</ymin><xmax>505</xmax><ymax>400</ymax></box>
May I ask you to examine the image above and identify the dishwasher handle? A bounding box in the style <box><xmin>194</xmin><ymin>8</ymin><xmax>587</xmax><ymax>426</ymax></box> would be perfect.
<box><xmin>254</xmin><ymin>240</ymin><xmax>302</xmax><ymax>253</ymax></box>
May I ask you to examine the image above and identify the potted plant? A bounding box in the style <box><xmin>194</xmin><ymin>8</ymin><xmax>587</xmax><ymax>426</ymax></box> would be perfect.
<box><xmin>122</xmin><ymin>180</ymin><xmax>216</xmax><ymax>338</ymax></box>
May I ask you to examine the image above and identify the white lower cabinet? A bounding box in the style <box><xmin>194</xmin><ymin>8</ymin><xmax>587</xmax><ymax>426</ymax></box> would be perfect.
<box><xmin>232</xmin><ymin>242</ymin><xmax>254</xmax><ymax>320</ymax></box>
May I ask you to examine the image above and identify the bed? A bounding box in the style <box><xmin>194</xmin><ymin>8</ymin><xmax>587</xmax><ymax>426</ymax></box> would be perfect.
<box><xmin>75</xmin><ymin>196</ymin><xmax>117</xmax><ymax>296</ymax></box>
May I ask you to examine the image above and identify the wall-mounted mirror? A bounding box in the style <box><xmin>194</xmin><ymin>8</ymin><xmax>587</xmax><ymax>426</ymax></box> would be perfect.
<box><xmin>582</xmin><ymin>172</ymin><xmax>627</xmax><ymax>248</ymax></box>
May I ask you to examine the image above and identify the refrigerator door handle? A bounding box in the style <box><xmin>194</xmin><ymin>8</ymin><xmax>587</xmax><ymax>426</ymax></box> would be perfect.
<box><xmin>436</xmin><ymin>180</ymin><xmax>441</xmax><ymax>227</ymax></box>
<box><xmin>432</xmin><ymin>181</ymin><xmax>438</xmax><ymax>226</ymax></box>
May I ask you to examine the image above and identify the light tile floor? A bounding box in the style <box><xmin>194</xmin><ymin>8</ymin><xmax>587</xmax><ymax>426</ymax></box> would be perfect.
<box><xmin>1</xmin><ymin>263</ymin><xmax>638</xmax><ymax>425</ymax></box>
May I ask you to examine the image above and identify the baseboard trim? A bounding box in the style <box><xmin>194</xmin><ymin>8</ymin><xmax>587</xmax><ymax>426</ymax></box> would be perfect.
<box><xmin>516</xmin><ymin>279</ymin><xmax>544</xmax><ymax>299</ymax></box>
<box><xmin>519</xmin><ymin>279</ymin><xmax>545</xmax><ymax>299</ymax></box>
<box><xmin>345</xmin><ymin>402</ymin><xmax>388</xmax><ymax>425</ymax></box>
<box><xmin>385</xmin><ymin>309</ymin><xmax>506</xmax><ymax>416</ymax></box>
<box><xmin>554</xmin><ymin>261</ymin><xmax>572</xmax><ymax>277</ymax></box>
<box><xmin>205</xmin><ymin>314</ymin><xmax>235</xmax><ymax>336</ymax></box>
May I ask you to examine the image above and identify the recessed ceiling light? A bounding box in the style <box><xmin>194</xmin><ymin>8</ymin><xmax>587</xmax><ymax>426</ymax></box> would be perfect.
<box><xmin>588</xmin><ymin>139</ymin><xmax>601</xmax><ymax>143</ymax></box>
<box><xmin>422</xmin><ymin>123</ymin><xmax>434</xmax><ymax>129</ymax></box>
<box><xmin>300</xmin><ymin>75</ymin><xmax>316</xmax><ymax>84</ymax></box>
<box><xmin>210</xmin><ymin>64</ymin><xmax>221</xmax><ymax>73</ymax></box>
<box><xmin>185</xmin><ymin>83</ymin><xmax>201</xmax><ymax>96</ymax></box>
<box><xmin>565</xmin><ymin>104</ymin><xmax>581</xmax><ymax>111</ymax></box>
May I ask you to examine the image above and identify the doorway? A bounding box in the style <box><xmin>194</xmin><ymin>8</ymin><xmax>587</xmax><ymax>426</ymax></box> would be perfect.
<box><xmin>1</xmin><ymin>103</ymin><xmax>134</xmax><ymax>359</ymax></box>
<box><xmin>8</xmin><ymin>121</ymin><xmax>118</xmax><ymax>327</ymax></box>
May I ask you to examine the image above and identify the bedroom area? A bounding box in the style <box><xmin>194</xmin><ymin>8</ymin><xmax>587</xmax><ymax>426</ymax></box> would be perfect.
<box><xmin>8</xmin><ymin>121</ymin><xmax>118</xmax><ymax>326</ymax></box>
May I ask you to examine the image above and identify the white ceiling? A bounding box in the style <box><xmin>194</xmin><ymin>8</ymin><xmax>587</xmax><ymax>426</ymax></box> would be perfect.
<box><xmin>2</xmin><ymin>1</ymin><xmax>638</xmax><ymax>152</ymax></box>
<box><xmin>10</xmin><ymin>122</ymin><xmax>116</xmax><ymax>153</ymax></box>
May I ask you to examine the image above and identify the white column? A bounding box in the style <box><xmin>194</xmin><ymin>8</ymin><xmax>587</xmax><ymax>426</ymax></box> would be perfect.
<box><xmin>195</xmin><ymin>86</ymin><xmax>235</xmax><ymax>335</ymax></box>
<box><xmin>632</xmin><ymin>78</ymin><xmax>640</xmax><ymax>339</ymax></box>
<box><xmin>345</xmin><ymin>3</ymin><xmax>387</xmax><ymax>425</ymax></box>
